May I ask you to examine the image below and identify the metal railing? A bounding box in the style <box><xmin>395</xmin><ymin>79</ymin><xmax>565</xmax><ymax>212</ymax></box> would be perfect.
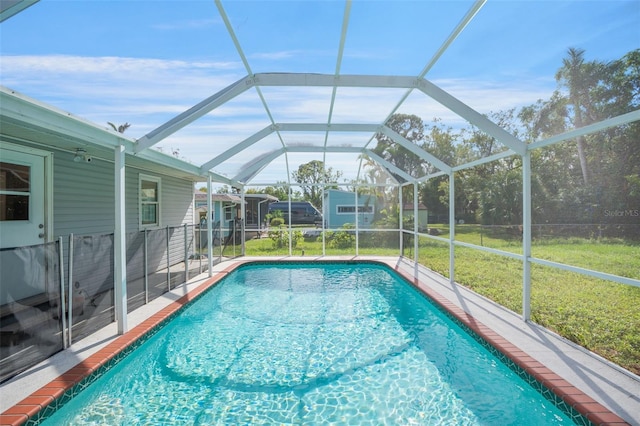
<box><xmin>0</xmin><ymin>223</ymin><xmax>235</xmax><ymax>383</ymax></box>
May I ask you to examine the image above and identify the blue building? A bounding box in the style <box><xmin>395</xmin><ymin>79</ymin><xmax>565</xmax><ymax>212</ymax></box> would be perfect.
<box><xmin>323</xmin><ymin>189</ymin><xmax>376</xmax><ymax>229</ymax></box>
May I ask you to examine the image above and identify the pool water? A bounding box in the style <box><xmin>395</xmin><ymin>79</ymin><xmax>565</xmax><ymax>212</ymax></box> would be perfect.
<box><xmin>44</xmin><ymin>263</ymin><xmax>575</xmax><ymax>425</ymax></box>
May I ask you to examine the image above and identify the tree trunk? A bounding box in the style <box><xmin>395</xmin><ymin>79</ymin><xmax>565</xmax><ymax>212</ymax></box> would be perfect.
<box><xmin>573</xmin><ymin>105</ymin><xmax>589</xmax><ymax>185</ymax></box>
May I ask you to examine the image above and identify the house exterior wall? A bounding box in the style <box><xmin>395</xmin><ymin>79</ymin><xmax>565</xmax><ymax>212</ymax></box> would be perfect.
<box><xmin>323</xmin><ymin>189</ymin><xmax>375</xmax><ymax>229</ymax></box>
<box><xmin>1</xmin><ymin>139</ymin><xmax>196</xmax><ymax>306</ymax></box>
<box><xmin>1</xmin><ymin>140</ymin><xmax>195</xmax><ymax>241</ymax></box>
<box><xmin>36</xmin><ymin>144</ymin><xmax>193</xmax><ymax>287</ymax></box>
<box><xmin>52</xmin><ymin>148</ymin><xmax>194</xmax><ymax>238</ymax></box>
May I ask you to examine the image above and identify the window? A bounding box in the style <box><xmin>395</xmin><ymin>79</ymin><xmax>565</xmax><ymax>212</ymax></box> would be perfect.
<box><xmin>360</xmin><ymin>205</ymin><xmax>374</xmax><ymax>214</ymax></box>
<box><xmin>0</xmin><ymin>162</ymin><xmax>30</xmax><ymax>221</ymax></box>
<box><xmin>140</xmin><ymin>175</ymin><xmax>161</xmax><ymax>228</ymax></box>
<box><xmin>224</xmin><ymin>204</ymin><xmax>234</xmax><ymax>221</ymax></box>
<box><xmin>337</xmin><ymin>206</ymin><xmax>355</xmax><ymax>214</ymax></box>
<box><xmin>337</xmin><ymin>205</ymin><xmax>374</xmax><ymax>214</ymax></box>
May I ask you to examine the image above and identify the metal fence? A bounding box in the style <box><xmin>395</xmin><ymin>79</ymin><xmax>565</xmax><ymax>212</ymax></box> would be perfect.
<box><xmin>0</xmin><ymin>224</ymin><xmax>226</xmax><ymax>383</ymax></box>
<box><xmin>0</xmin><ymin>241</ymin><xmax>63</xmax><ymax>383</ymax></box>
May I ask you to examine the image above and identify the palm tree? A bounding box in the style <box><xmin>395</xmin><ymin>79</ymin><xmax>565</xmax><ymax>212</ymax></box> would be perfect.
<box><xmin>556</xmin><ymin>48</ymin><xmax>590</xmax><ymax>184</ymax></box>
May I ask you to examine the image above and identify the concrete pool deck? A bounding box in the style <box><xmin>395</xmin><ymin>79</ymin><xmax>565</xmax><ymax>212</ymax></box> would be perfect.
<box><xmin>0</xmin><ymin>256</ymin><xmax>638</xmax><ymax>425</ymax></box>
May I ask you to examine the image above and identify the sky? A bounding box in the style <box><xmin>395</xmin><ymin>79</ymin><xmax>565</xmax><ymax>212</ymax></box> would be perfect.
<box><xmin>1</xmin><ymin>0</ymin><xmax>639</xmax><ymax>186</ymax></box>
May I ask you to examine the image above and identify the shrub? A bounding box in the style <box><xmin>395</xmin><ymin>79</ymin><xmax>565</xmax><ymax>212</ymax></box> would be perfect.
<box><xmin>270</xmin><ymin>217</ymin><xmax>285</xmax><ymax>227</ymax></box>
<box><xmin>268</xmin><ymin>227</ymin><xmax>302</xmax><ymax>249</ymax></box>
<box><xmin>328</xmin><ymin>224</ymin><xmax>355</xmax><ymax>249</ymax></box>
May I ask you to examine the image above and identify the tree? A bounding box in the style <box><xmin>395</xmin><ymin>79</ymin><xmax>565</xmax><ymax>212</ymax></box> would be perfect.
<box><xmin>524</xmin><ymin>48</ymin><xmax>640</xmax><ymax>225</ymax></box>
<box><xmin>291</xmin><ymin>160</ymin><xmax>342</xmax><ymax>208</ymax></box>
<box><xmin>244</xmin><ymin>185</ymin><xmax>296</xmax><ymax>201</ymax></box>
<box><xmin>372</xmin><ymin>114</ymin><xmax>427</xmax><ymax>179</ymax></box>
<box><xmin>555</xmin><ymin>48</ymin><xmax>607</xmax><ymax>185</ymax></box>
<box><xmin>423</xmin><ymin>118</ymin><xmax>460</xmax><ymax>172</ymax></box>
<box><xmin>264</xmin><ymin>184</ymin><xmax>294</xmax><ymax>201</ymax></box>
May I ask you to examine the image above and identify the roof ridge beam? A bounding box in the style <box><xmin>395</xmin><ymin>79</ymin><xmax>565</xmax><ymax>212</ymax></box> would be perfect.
<box><xmin>277</xmin><ymin>122</ymin><xmax>379</xmax><ymax>132</ymax></box>
<box><xmin>253</xmin><ymin>73</ymin><xmax>525</xmax><ymax>155</ymax></box>
<box><xmin>199</xmin><ymin>122</ymin><xmax>380</xmax><ymax>177</ymax></box>
<box><xmin>285</xmin><ymin>146</ymin><xmax>364</xmax><ymax>153</ymax></box>
<box><xmin>135</xmin><ymin>75</ymin><xmax>254</xmax><ymax>153</ymax></box>
<box><xmin>254</xmin><ymin>73</ymin><xmax>416</xmax><ymax>88</ymax></box>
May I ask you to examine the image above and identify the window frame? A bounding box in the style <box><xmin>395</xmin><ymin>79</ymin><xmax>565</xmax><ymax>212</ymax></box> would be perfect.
<box><xmin>336</xmin><ymin>205</ymin><xmax>374</xmax><ymax>215</ymax></box>
<box><xmin>224</xmin><ymin>203</ymin><xmax>234</xmax><ymax>221</ymax></box>
<box><xmin>139</xmin><ymin>174</ymin><xmax>161</xmax><ymax>229</ymax></box>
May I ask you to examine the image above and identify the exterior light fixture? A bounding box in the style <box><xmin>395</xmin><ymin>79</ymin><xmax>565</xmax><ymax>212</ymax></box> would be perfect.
<box><xmin>73</xmin><ymin>148</ymin><xmax>92</xmax><ymax>163</ymax></box>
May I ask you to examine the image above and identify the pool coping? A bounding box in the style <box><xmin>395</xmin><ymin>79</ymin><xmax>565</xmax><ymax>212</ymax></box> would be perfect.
<box><xmin>384</xmin><ymin>261</ymin><xmax>631</xmax><ymax>426</ymax></box>
<box><xmin>0</xmin><ymin>257</ymin><xmax>633</xmax><ymax>425</ymax></box>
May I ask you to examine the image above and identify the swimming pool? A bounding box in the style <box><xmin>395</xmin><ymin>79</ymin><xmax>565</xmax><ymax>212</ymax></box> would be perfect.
<box><xmin>41</xmin><ymin>262</ymin><xmax>580</xmax><ymax>425</ymax></box>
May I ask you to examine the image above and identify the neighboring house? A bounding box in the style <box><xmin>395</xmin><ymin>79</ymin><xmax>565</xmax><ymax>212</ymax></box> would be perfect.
<box><xmin>194</xmin><ymin>192</ymin><xmax>242</xmax><ymax>226</ymax></box>
<box><xmin>194</xmin><ymin>192</ymin><xmax>277</xmax><ymax>232</ymax></box>
<box><xmin>402</xmin><ymin>203</ymin><xmax>429</xmax><ymax>231</ymax></box>
<box><xmin>323</xmin><ymin>189</ymin><xmax>376</xmax><ymax>229</ymax></box>
<box><xmin>244</xmin><ymin>193</ymin><xmax>278</xmax><ymax>229</ymax></box>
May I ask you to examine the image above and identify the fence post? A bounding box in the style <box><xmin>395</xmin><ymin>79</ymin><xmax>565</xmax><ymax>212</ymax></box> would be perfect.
<box><xmin>522</xmin><ymin>151</ymin><xmax>532</xmax><ymax>321</ymax></box>
<box><xmin>166</xmin><ymin>226</ymin><xmax>171</xmax><ymax>291</ymax></box>
<box><xmin>399</xmin><ymin>186</ymin><xmax>404</xmax><ymax>256</ymax></box>
<box><xmin>207</xmin><ymin>174</ymin><xmax>213</xmax><ymax>276</ymax></box>
<box><xmin>68</xmin><ymin>234</ymin><xmax>74</xmax><ymax>346</ymax></box>
<box><xmin>184</xmin><ymin>223</ymin><xmax>189</xmax><ymax>285</ymax></box>
<box><xmin>58</xmin><ymin>236</ymin><xmax>67</xmax><ymax>349</ymax></box>
<box><xmin>355</xmin><ymin>187</ymin><xmax>359</xmax><ymax>256</ymax></box>
<box><xmin>414</xmin><ymin>182</ymin><xmax>419</xmax><ymax>265</ymax></box>
<box><xmin>197</xmin><ymin>224</ymin><xmax>202</xmax><ymax>274</ymax></box>
<box><xmin>449</xmin><ymin>173</ymin><xmax>455</xmax><ymax>284</ymax></box>
<box><xmin>144</xmin><ymin>229</ymin><xmax>149</xmax><ymax>304</ymax></box>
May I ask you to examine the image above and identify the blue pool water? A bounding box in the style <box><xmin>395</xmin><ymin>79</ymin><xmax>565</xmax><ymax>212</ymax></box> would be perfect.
<box><xmin>44</xmin><ymin>263</ymin><xmax>576</xmax><ymax>425</ymax></box>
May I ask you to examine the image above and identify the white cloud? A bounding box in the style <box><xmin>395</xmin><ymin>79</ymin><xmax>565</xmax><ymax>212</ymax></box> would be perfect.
<box><xmin>1</xmin><ymin>55</ymin><xmax>239</xmax><ymax>75</ymax></box>
<box><xmin>431</xmin><ymin>77</ymin><xmax>556</xmax><ymax>113</ymax></box>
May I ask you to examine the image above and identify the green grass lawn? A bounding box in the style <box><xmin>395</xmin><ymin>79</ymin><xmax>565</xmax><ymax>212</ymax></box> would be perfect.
<box><xmin>242</xmin><ymin>226</ymin><xmax>640</xmax><ymax>374</ymax></box>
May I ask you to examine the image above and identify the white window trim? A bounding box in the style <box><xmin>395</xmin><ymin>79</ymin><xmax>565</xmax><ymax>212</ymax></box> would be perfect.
<box><xmin>139</xmin><ymin>174</ymin><xmax>161</xmax><ymax>229</ymax></box>
<box><xmin>224</xmin><ymin>203</ymin><xmax>235</xmax><ymax>221</ymax></box>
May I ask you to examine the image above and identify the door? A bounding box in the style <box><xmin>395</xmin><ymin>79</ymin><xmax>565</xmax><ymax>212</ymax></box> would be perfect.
<box><xmin>0</xmin><ymin>147</ymin><xmax>46</xmax><ymax>248</ymax></box>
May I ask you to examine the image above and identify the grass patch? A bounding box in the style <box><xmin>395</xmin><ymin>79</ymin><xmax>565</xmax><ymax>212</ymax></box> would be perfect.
<box><xmin>532</xmin><ymin>241</ymin><xmax>640</xmax><ymax>279</ymax></box>
<box><xmin>530</xmin><ymin>265</ymin><xmax>640</xmax><ymax>374</ymax></box>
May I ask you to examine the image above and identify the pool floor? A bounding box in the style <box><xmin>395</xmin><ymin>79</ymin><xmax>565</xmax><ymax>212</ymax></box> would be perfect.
<box><xmin>0</xmin><ymin>257</ymin><xmax>635</xmax><ymax>425</ymax></box>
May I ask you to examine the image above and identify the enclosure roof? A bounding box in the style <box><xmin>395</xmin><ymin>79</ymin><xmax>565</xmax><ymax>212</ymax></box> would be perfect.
<box><xmin>1</xmin><ymin>0</ymin><xmax>638</xmax><ymax>187</ymax></box>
